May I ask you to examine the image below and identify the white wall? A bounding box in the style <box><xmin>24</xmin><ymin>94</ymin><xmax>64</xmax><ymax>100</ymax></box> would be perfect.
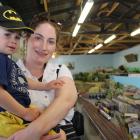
<box><xmin>54</xmin><ymin>54</ymin><xmax>113</xmax><ymax>74</ymax></box>
<box><xmin>113</xmin><ymin>44</ymin><xmax>140</xmax><ymax>68</ymax></box>
<box><xmin>53</xmin><ymin>44</ymin><xmax>140</xmax><ymax>74</ymax></box>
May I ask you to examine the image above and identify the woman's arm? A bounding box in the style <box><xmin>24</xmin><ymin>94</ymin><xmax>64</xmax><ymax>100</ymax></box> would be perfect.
<box><xmin>27</xmin><ymin>77</ymin><xmax>77</xmax><ymax>135</ymax></box>
<box><xmin>9</xmin><ymin>77</ymin><xmax>78</xmax><ymax>140</ymax></box>
<box><xmin>7</xmin><ymin>130</ymin><xmax>61</xmax><ymax>140</ymax></box>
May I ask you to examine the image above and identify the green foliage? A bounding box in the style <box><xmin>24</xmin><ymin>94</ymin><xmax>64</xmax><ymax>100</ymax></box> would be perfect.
<box><xmin>74</xmin><ymin>72</ymin><xmax>110</xmax><ymax>82</ymax></box>
<box><xmin>74</xmin><ymin>72</ymin><xmax>89</xmax><ymax>82</ymax></box>
<box><xmin>105</xmin><ymin>80</ymin><xmax>124</xmax><ymax>99</ymax></box>
<box><xmin>127</xmin><ymin>67</ymin><xmax>140</xmax><ymax>73</ymax></box>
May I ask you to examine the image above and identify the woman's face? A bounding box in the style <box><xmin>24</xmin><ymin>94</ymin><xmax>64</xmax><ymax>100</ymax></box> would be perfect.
<box><xmin>26</xmin><ymin>23</ymin><xmax>57</xmax><ymax>64</ymax></box>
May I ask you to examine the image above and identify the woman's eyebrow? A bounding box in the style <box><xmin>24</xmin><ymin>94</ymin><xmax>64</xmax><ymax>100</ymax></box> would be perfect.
<box><xmin>34</xmin><ymin>32</ymin><xmax>56</xmax><ymax>40</ymax></box>
<box><xmin>34</xmin><ymin>33</ymin><xmax>44</xmax><ymax>38</ymax></box>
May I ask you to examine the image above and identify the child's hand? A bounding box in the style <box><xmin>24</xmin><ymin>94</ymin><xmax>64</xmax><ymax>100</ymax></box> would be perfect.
<box><xmin>46</xmin><ymin>79</ymin><xmax>65</xmax><ymax>90</ymax></box>
<box><xmin>23</xmin><ymin>108</ymin><xmax>40</xmax><ymax>122</ymax></box>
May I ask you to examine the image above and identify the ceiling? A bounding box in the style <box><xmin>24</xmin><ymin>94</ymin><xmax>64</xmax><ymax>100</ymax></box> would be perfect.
<box><xmin>1</xmin><ymin>0</ymin><xmax>140</xmax><ymax>55</ymax></box>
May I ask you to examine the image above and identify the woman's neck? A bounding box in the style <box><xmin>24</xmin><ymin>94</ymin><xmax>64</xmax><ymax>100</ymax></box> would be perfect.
<box><xmin>24</xmin><ymin>58</ymin><xmax>45</xmax><ymax>78</ymax></box>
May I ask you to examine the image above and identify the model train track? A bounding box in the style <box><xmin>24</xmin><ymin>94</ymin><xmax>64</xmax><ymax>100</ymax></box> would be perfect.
<box><xmin>79</xmin><ymin>97</ymin><xmax>129</xmax><ymax>140</ymax></box>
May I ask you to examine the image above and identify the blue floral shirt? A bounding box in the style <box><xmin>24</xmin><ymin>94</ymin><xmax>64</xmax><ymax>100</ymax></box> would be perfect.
<box><xmin>0</xmin><ymin>53</ymin><xmax>30</xmax><ymax>111</ymax></box>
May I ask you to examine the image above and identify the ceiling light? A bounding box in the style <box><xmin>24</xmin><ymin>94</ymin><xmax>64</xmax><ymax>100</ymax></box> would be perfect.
<box><xmin>88</xmin><ymin>48</ymin><xmax>95</xmax><ymax>53</ymax></box>
<box><xmin>104</xmin><ymin>34</ymin><xmax>116</xmax><ymax>44</ymax></box>
<box><xmin>78</xmin><ymin>0</ymin><xmax>94</xmax><ymax>24</ymax></box>
<box><xmin>72</xmin><ymin>0</ymin><xmax>94</xmax><ymax>37</ymax></box>
<box><xmin>130</xmin><ymin>27</ymin><xmax>140</xmax><ymax>36</ymax></box>
<box><xmin>72</xmin><ymin>24</ymin><xmax>81</xmax><ymax>37</ymax></box>
<box><xmin>52</xmin><ymin>53</ymin><xmax>56</xmax><ymax>58</ymax></box>
<box><xmin>57</xmin><ymin>22</ymin><xmax>62</xmax><ymax>25</ymax></box>
<box><xmin>94</xmin><ymin>44</ymin><xmax>103</xmax><ymax>50</ymax></box>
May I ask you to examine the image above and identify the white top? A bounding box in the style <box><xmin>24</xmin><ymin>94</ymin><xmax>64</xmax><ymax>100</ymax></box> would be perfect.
<box><xmin>17</xmin><ymin>59</ymin><xmax>74</xmax><ymax>125</ymax></box>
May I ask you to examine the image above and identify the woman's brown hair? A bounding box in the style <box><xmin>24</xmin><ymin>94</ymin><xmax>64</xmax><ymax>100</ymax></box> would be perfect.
<box><xmin>29</xmin><ymin>12</ymin><xmax>60</xmax><ymax>42</ymax></box>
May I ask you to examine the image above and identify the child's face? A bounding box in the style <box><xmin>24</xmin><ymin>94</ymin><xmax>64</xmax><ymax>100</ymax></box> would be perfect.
<box><xmin>0</xmin><ymin>27</ymin><xmax>21</xmax><ymax>55</ymax></box>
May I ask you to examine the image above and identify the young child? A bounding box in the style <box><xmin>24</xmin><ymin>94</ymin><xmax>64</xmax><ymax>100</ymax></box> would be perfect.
<box><xmin>0</xmin><ymin>5</ymin><xmax>64</xmax><ymax>138</ymax></box>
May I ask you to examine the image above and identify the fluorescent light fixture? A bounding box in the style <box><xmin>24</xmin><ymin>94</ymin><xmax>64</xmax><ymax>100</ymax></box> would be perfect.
<box><xmin>72</xmin><ymin>0</ymin><xmax>94</xmax><ymax>37</ymax></box>
<box><xmin>78</xmin><ymin>0</ymin><xmax>94</xmax><ymax>24</ymax></box>
<box><xmin>130</xmin><ymin>27</ymin><xmax>140</xmax><ymax>36</ymax></box>
<box><xmin>104</xmin><ymin>34</ymin><xmax>116</xmax><ymax>44</ymax></box>
<box><xmin>72</xmin><ymin>24</ymin><xmax>81</xmax><ymax>37</ymax></box>
<box><xmin>94</xmin><ymin>43</ymin><xmax>103</xmax><ymax>50</ymax></box>
<box><xmin>88</xmin><ymin>48</ymin><xmax>95</xmax><ymax>54</ymax></box>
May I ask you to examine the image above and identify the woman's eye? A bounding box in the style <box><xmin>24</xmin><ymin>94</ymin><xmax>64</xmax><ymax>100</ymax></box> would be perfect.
<box><xmin>35</xmin><ymin>36</ymin><xmax>42</xmax><ymax>40</ymax></box>
<box><xmin>49</xmin><ymin>40</ymin><xmax>56</xmax><ymax>45</ymax></box>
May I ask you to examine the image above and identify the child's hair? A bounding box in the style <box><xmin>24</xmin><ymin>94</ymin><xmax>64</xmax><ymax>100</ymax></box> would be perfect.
<box><xmin>0</xmin><ymin>5</ymin><xmax>33</xmax><ymax>33</ymax></box>
<box><xmin>29</xmin><ymin>12</ymin><xmax>60</xmax><ymax>42</ymax></box>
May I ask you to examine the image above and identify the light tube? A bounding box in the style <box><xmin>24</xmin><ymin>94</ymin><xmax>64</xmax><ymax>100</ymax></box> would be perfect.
<box><xmin>130</xmin><ymin>28</ymin><xmax>140</xmax><ymax>36</ymax></box>
<box><xmin>88</xmin><ymin>48</ymin><xmax>95</xmax><ymax>53</ymax></box>
<box><xmin>72</xmin><ymin>0</ymin><xmax>94</xmax><ymax>37</ymax></box>
<box><xmin>94</xmin><ymin>44</ymin><xmax>103</xmax><ymax>50</ymax></box>
<box><xmin>78</xmin><ymin>0</ymin><xmax>94</xmax><ymax>24</ymax></box>
<box><xmin>72</xmin><ymin>24</ymin><xmax>81</xmax><ymax>37</ymax></box>
<box><xmin>104</xmin><ymin>34</ymin><xmax>116</xmax><ymax>44</ymax></box>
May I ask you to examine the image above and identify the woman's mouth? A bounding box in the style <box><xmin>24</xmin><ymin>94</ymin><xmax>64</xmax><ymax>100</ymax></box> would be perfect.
<box><xmin>35</xmin><ymin>50</ymin><xmax>48</xmax><ymax>56</ymax></box>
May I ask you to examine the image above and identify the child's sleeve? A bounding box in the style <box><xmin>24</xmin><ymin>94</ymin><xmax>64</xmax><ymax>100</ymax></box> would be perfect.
<box><xmin>0</xmin><ymin>55</ymin><xmax>8</xmax><ymax>86</ymax></box>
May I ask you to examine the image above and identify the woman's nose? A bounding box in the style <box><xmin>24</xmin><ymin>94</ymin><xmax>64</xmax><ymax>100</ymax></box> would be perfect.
<box><xmin>42</xmin><ymin>41</ymin><xmax>48</xmax><ymax>50</ymax></box>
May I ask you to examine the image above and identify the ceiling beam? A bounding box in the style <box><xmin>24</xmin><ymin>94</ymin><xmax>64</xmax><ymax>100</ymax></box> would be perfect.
<box><xmin>72</xmin><ymin>39</ymin><xmax>140</xmax><ymax>44</ymax></box>
<box><xmin>80</xmin><ymin>30</ymin><xmax>131</xmax><ymax>35</ymax></box>
<box><xmin>43</xmin><ymin>0</ymin><xmax>48</xmax><ymax>12</ymax></box>
<box><xmin>105</xmin><ymin>35</ymin><xmax>129</xmax><ymax>48</ymax></box>
<box><xmin>69</xmin><ymin>36</ymin><xmax>83</xmax><ymax>54</ymax></box>
<box><xmin>50</xmin><ymin>6</ymin><xmax>79</xmax><ymax>16</ymax></box>
<box><xmin>75</xmin><ymin>0</ymin><xmax>83</xmax><ymax>6</ymax></box>
<box><xmin>106</xmin><ymin>2</ymin><xmax>119</xmax><ymax>16</ymax></box>
<box><xmin>89</xmin><ymin>18</ymin><xmax>140</xmax><ymax>24</ymax></box>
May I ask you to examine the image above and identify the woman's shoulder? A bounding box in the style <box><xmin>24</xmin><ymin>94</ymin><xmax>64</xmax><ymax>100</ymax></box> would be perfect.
<box><xmin>16</xmin><ymin>59</ymin><xmax>24</xmax><ymax>68</ymax></box>
<box><xmin>46</xmin><ymin>61</ymin><xmax>68</xmax><ymax>71</ymax></box>
<box><xmin>16</xmin><ymin>59</ymin><xmax>23</xmax><ymax>64</ymax></box>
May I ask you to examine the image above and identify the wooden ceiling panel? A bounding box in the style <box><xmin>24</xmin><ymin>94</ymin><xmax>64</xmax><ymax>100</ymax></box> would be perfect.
<box><xmin>3</xmin><ymin>0</ymin><xmax>140</xmax><ymax>55</ymax></box>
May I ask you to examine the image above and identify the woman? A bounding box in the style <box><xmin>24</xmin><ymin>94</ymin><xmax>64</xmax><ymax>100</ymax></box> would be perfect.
<box><xmin>9</xmin><ymin>13</ymin><xmax>78</xmax><ymax>140</ymax></box>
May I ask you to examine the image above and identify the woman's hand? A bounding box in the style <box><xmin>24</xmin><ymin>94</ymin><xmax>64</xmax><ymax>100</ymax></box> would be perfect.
<box><xmin>41</xmin><ymin>133</ymin><xmax>61</xmax><ymax>140</ymax></box>
<box><xmin>7</xmin><ymin>128</ymin><xmax>61</xmax><ymax>140</ymax></box>
<box><xmin>45</xmin><ymin>79</ymin><xmax>65</xmax><ymax>90</ymax></box>
<box><xmin>23</xmin><ymin>108</ymin><xmax>40</xmax><ymax>121</ymax></box>
<box><xmin>7</xmin><ymin>128</ymin><xmax>40</xmax><ymax>140</ymax></box>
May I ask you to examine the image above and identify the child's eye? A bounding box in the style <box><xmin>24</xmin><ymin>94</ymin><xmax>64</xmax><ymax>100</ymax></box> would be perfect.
<box><xmin>15</xmin><ymin>35</ymin><xmax>20</xmax><ymax>40</ymax></box>
<box><xmin>4</xmin><ymin>33</ymin><xmax>11</xmax><ymax>37</ymax></box>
